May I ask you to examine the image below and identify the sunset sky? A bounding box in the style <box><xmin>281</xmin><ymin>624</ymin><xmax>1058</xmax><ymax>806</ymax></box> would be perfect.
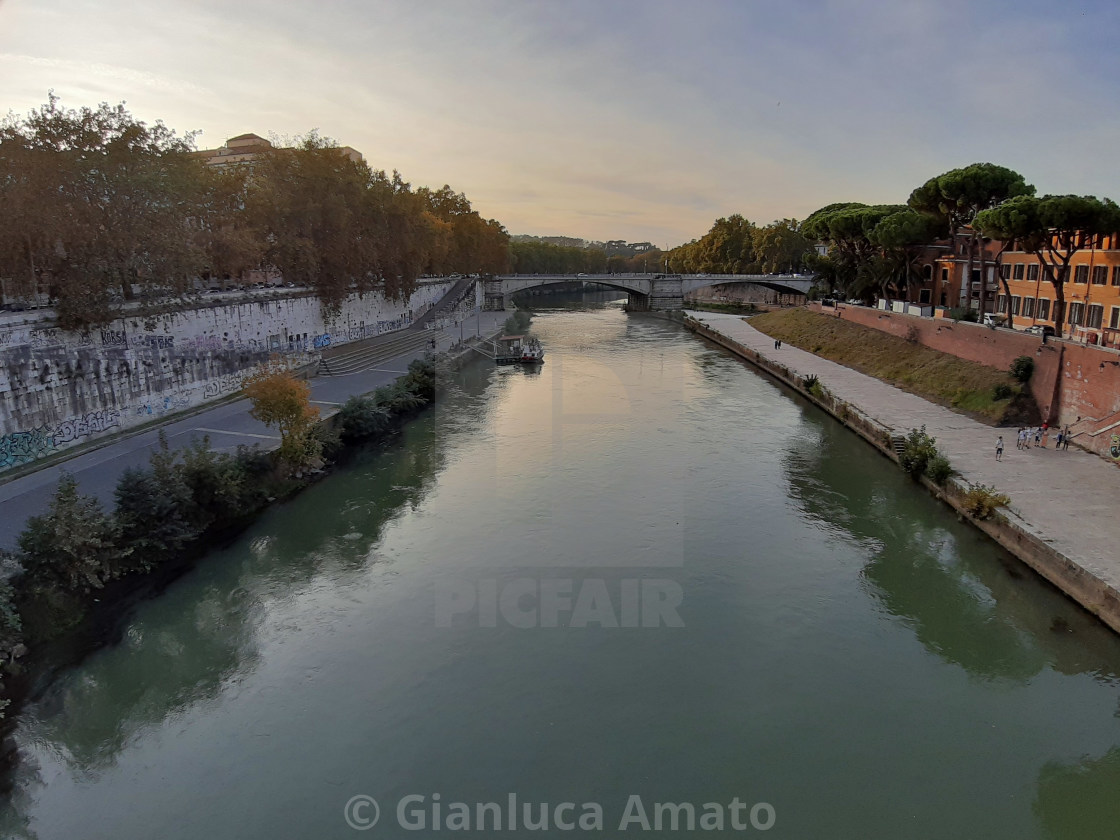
<box><xmin>1</xmin><ymin>0</ymin><xmax>1117</xmax><ymax>246</ymax></box>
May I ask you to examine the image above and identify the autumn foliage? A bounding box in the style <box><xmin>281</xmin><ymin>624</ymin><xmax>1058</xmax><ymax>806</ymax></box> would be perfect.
<box><xmin>242</xmin><ymin>365</ymin><xmax>321</xmax><ymax>469</ymax></box>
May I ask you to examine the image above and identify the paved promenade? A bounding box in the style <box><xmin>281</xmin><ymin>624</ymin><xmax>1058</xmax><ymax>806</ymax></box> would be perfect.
<box><xmin>0</xmin><ymin>310</ymin><xmax>506</xmax><ymax>551</ymax></box>
<box><xmin>688</xmin><ymin>311</ymin><xmax>1120</xmax><ymax>596</ymax></box>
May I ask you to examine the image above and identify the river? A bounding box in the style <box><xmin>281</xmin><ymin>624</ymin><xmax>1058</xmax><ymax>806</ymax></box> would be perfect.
<box><xmin>2</xmin><ymin>293</ymin><xmax>1120</xmax><ymax>838</ymax></box>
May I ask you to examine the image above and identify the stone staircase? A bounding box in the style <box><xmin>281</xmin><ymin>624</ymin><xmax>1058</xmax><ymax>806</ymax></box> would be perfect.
<box><xmin>317</xmin><ymin>329</ymin><xmax>433</xmax><ymax>376</ymax></box>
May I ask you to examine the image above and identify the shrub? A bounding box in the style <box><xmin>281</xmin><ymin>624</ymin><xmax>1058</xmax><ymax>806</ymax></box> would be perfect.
<box><xmin>949</xmin><ymin>307</ymin><xmax>979</xmax><ymax>323</ymax></box>
<box><xmin>925</xmin><ymin>453</ymin><xmax>954</xmax><ymax>485</ymax></box>
<box><xmin>242</xmin><ymin>366</ymin><xmax>322</xmax><ymax>470</ymax></box>
<box><xmin>898</xmin><ymin>426</ymin><xmax>938</xmax><ymax>478</ymax></box>
<box><xmin>178</xmin><ymin>437</ymin><xmax>257</xmax><ymax>525</ymax></box>
<box><xmin>963</xmin><ymin>483</ymin><xmax>1010</xmax><ymax>520</ymax></box>
<box><xmin>1009</xmin><ymin>356</ymin><xmax>1034</xmax><ymax>383</ymax></box>
<box><xmin>18</xmin><ymin>473</ymin><xmax>122</xmax><ymax>592</ymax></box>
<box><xmin>338</xmin><ymin>396</ymin><xmax>391</xmax><ymax>442</ymax></box>
<box><xmin>114</xmin><ymin>435</ymin><xmax>199</xmax><ymax>570</ymax></box>
<box><xmin>991</xmin><ymin>383</ymin><xmax>1013</xmax><ymax>400</ymax></box>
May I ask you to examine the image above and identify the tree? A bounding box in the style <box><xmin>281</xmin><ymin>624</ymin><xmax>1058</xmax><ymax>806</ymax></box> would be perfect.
<box><xmin>975</xmin><ymin>195</ymin><xmax>1120</xmax><ymax>335</ymax></box>
<box><xmin>18</xmin><ymin>473</ymin><xmax>122</xmax><ymax>591</ymax></box>
<box><xmin>242</xmin><ymin>364</ymin><xmax>322</xmax><ymax>469</ymax></box>
<box><xmin>0</xmin><ymin>94</ymin><xmax>208</xmax><ymax>329</ymax></box>
<box><xmin>867</xmin><ymin>210</ymin><xmax>941</xmax><ymax>301</ymax></box>
<box><xmin>908</xmin><ymin>164</ymin><xmax>1034</xmax><ymax>316</ymax></box>
<box><xmin>114</xmin><ymin>434</ymin><xmax>199</xmax><ymax>568</ymax></box>
<box><xmin>802</xmin><ymin>203</ymin><xmax>903</xmax><ymax>297</ymax></box>
<box><xmin>753</xmin><ymin>219</ymin><xmax>812</xmax><ymax>274</ymax></box>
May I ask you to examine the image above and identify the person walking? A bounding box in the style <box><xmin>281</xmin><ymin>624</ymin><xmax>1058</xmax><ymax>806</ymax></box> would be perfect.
<box><xmin>996</xmin><ymin>435</ymin><xmax>1004</xmax><ymax>461</ymax></box>
<box><xmin>1033</xmin><ymin>427</ymin><xmax>1043</xmax><ymax>448</ymax></box>
<box><xmin>1017</xmin><ymin>428</ymin><xmax>1026</xmax><ymax>450</ymax></box>
<box><xmin>1062</xmin><ymin>426</ymin><xmax>1071</xmax><ymax>450</ymax></box>
<box><xmin>1055</xmin><ymin>430</ymin><xmax>1063</xmax><ymax>449</ymax></box>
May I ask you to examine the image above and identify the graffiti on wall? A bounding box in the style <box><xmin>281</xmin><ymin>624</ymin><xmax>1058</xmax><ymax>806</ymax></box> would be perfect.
<box><xmin>313</xmin><ymin>333</ymin><xmax>331</xmax><ymax>349</ymax></box>
<box><xmin>54</xmin><ymin>409</ymin><xmax>122</xmax><ymax>444</ymax></box>
<box><xmin>377</xmin><ymin>314</ymin><xmax>412</xmax><ymax>335</ymax></box>
<box><xmin>131</xmin><ymin>334</ymin><xmax>175</xmax><ymax>350</ymax></box>
<box><xmin>0</xmin><ymin>426</ymin><xmax>58</xmax><ymax>469</ymax></box>
<box><xmin>136</xmin><ymin>392</ymin><xmax>193</xmax><ymax>417</ymax></box>
<box><xmin>101</xmin><ymin>329</ymin><xmax>127</xmax><ymax>348</ymax></box>
<box><xmin>29</xmin><ymin>328</ymin><xmax>60</xmax><ymax>347</ymax></box>
<box><xmin>203</xmin><ymin>372</ymin><xmax>247</xmax><ymax>399</ymax></box>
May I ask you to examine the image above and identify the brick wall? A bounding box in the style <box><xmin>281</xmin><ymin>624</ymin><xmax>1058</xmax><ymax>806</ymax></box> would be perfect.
<box><xmin>808</xmin><ymin>302</ymin><xmax>1120</xmax><ymax>460</ymax></box>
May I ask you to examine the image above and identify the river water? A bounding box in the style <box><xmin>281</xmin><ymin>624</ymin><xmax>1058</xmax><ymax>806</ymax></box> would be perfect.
<box><xmin>3</xmin><ymin>295</ymin><xmax>1120</xmax><ymax>839</ymax></box>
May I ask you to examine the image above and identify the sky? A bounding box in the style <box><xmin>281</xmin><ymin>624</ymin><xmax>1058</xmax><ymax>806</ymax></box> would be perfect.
<box><xmin>1</xmin><ymin>0</ymin><xmax>1118</xmax><ymax>246</ymax></box>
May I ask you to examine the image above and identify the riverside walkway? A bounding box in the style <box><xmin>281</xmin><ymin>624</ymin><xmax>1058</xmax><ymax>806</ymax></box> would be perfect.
<box><xmin>688</xmin><ymin>311</ymin><xmax>1120</xmax><ymax>617</ymax></box>
<box><xmin>0</xmin><ymin>310</ymin><xmax>507</xmax><ymax>551</ymax></box>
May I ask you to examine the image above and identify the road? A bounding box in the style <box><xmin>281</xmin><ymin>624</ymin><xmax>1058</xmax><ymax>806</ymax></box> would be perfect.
<box><xmin>0</xmin><ymin>309</ymin><xmax>506</xmax><ymax>551</ymax></box>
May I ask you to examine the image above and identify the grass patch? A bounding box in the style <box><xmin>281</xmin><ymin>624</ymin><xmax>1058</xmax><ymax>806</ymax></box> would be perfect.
<box><xmin>749</xmin><ymin>309</ymin><xmax>1031</xmax><ymax>424</ymax></box>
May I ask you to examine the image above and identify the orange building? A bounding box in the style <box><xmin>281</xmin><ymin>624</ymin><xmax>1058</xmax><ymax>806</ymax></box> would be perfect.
<box><xmin>996</xmin><ymin>233</ymin><xmax>1120</xmax><ymax>348</ymax></box>
<box><xmin>911</xmin><ymin>229</ymin><xmax>1004</xmax><ymax>310</ymax></box>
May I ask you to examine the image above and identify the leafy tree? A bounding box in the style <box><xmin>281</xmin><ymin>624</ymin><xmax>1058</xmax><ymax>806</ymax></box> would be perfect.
<box><xmin>242</xmin><ymin>365</ymin><xmax>322</xmax><ymax>469</ymax></box>
<box><xmin>0</xmin><ymin>94</ymin><xmax>208</xmax><ymax>328</ymax></box>
<box><xmin>867</xmin><ymin>210</ymin><xmax>941</xmax><ymax>300</ymax></box>
<box><xmin>974</xmin><ymin>195</ymin><xmax>1120</xmax><ymax>334</ymax></box>
<box><xmin>802</xmin><ymin>203</ymin><xmax>903</xmax><ymax>297</ymax></box>
<box><xmin>114</xmin><ymin>435</ymin><xmax>199</xmax><ymax>568</ymax></box>
<box><xmin>18</xmin><ymin>473</ymin><xmax>122</xmax><ymax>591</ymax></box>
<box><xmin>908</xmin><ymin>164</ymin><xmax>1035</xmax><ymax>315</ymax></box>
<box><xmin>753</xmin><ymin>219</ymin><xmax>812</xmax><ymax>274</ymax></box>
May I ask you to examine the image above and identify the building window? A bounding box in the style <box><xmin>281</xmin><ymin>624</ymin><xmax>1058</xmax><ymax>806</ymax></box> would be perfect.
<box><xmin>941</xmin><ymin>267</ymin><xmax>949</xmax><ymax>284</ymax></box>
<box><xmin>1023</xmin><ymin>297</ymin><xmax>1035</xmax><ymax>317</ymax></box>
<box><xmin>1110</xmin><ymin>306</ymin><xmax>1120</xmax><ymax>330</ymax></box>
<box><xmin>1092</xmin><ymin>265</ymin><xmax>1109</xmax><ymax>285</ymax></box>
<box><xmin>1087</xmin><ymin>304</ymin><xmax>1104</xmax><ymax>329</ymax></box>
<box><xmin>1013</xmin><ymin>263</ymin><xmax>1025</xmax><ymax>280</ymax></box>
<box><xmin>923</xmin><ymin>264</ymin><xmax>933</xmax><ymax>282</ymax></box>
<box><xmin>1068</xmin><ymin>302</ymin><xmax>1084</xmax><ymax>326</ymax></box>
<box><xmin>997</xmin><ymin>295</ymin><xmax>1007</xmax><ymax>313</ymax></box>
<box><xmin>919</xmin><ymin>288</ymin><xmax>932</xmax><ymax>303</ymax></box>
<box><xmin>1112</xmin><ymin>266</ymin><xmax>1120</xmax><ymax>287</ymax></box>
<box><xmin>1000</xmin><ymin>263</ymin><xmax>1011</xmax><ymax>280</ymax></box>
<box><xmin>1028</xmin><ymin>264</ymin><xmax>1040</xmax><ymax>283</ymax></box>
<box><xmin>1010</xmin><ymin>296</ymin><xmax>1021</xmax><ymax>315</ymax></box>
<box><xmin>1074</xmin><ymin>265</ymin><xmax>1089</xmax><ymax>284</ymax></box>
<box><xmin>1037</xmin><ymin>298</ymin><xmax>1051</xmax><ymax>321</ymax></box>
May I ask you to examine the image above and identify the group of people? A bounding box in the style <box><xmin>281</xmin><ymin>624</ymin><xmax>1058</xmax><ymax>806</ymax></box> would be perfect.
<box><xmin>996</xmin><ymin>423</ymin><xmax>1072</xmax><ymax>460</ymax></box>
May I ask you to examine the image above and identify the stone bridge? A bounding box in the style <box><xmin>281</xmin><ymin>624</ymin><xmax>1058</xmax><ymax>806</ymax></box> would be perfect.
<box><xmin>482</xmin><ymin>273</ymin><xmax>813</xmax><ymax>311</ymax></box>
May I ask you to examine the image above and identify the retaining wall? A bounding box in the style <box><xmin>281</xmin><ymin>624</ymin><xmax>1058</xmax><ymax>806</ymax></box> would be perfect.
<box><xmin>0</xmin><ymin>281</ymin><xmax>453</xmax><ymax>471</ymax></box>
<box><xmin>808</xmin><ymin>302</ymin><xmax>1120</xmax><ymax>459</ymax></box>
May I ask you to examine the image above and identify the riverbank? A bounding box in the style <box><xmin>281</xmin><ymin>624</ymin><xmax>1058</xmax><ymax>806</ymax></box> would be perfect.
<box><xmin>684</xmin><ymin>311</ymin><xmax>1120</xmax><ymax>635</ymax></box>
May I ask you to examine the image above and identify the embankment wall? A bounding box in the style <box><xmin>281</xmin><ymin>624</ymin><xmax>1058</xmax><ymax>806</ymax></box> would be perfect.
<box><xmin>807</xmin><ymin>302</ymin><xmax>1120</xmax><ymax>460</ymax></box>
<box><xmin>0</xmin><ymin>281</ymin><xmax>453</xmax><ymax>471</ymax></box>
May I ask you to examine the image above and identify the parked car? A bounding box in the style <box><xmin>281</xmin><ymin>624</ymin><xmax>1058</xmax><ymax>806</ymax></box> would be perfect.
<box><xmin>1025</xmin><ymin>324</ymin><xmax>1056</xmax><ymax>338</ymax></box>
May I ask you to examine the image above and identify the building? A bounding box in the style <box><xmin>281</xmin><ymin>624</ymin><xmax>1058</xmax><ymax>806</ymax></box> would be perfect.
<box><xmin>996</xmin><ymin>234</ymin><xmax>1120</xmax><ymax>347</ymax></box>
<box><xmin>915</xmin><ymin>229</ymin><xmax>1003</xmax><ymax>310</ymax></box>
<box><xmin>192</xmin><ymin>133</ymin><xmax>365</xmax><ymax>168</ymax></box>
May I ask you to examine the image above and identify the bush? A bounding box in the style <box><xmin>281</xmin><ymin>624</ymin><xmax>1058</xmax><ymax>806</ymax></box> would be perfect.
<box><xmin>18</xmin><ymin>473</ymin><xmax>122</xmax><ymax>592</ymax></box>
<box><xmin>338</xmin><ymin>396</ymin><xmax>391</xmax><ymax>442</ymax></box>
<box><xmin>114</xmin><ymin>435</ymin><xmax>199</xmax><ymax>570</ymax></box>
<box><xmin>949</xmin><ymin>307</ymin><xmax>979</xmax><ymax>323</ymax></box>
<box><xmin>178</xmin><ymin>438</ymin><xmax>260</xmax><ymax>525</ymax></box>
<box><xmin>899</xmin><ymin>426</ymin><xmax>938</xmax><ymax>478</ymax></box>
<box><xmin>1009</xmin><ymin>356</ymin><xmax>1034</xmax><ymax>383</ymax></box>
<box><xmin>991</xmin><ymin>383</ymin><xmax>1013</xmax><ymax>400</ymax></box>
<box><xmin>963</xmin><ymin>483</ymin><xmax>1010</xmax><ymax>520</ymax></box>
<box><xmin>926</xmin><ymin>453</ymin><xmax>954</xmax><ymax>485</ymax></box>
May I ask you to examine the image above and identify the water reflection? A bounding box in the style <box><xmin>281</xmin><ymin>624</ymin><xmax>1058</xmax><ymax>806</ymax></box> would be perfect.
<box><xmin>782</xmin><ymin>402</ymin><xmax>1120</xmax><ymax>684</ymax></box>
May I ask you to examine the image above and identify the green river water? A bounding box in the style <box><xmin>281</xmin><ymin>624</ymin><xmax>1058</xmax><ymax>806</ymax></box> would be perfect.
<box><xmin>2</xmin><ymin>294</ymin><xmax>1120</xmax><ymax>838</ymax></box>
